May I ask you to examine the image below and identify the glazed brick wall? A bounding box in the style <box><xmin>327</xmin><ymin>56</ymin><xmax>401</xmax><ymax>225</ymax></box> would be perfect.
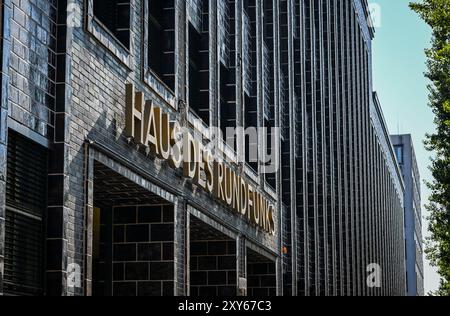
<box><xmin>0</xmin><ymin>0</ymin><xmax>281</xmax><ymax>296</ymax></box>
<box><xmin>107</xmin><ymin>204</ymin><xmax>175</xmax><ymax>297</ymax></box>
<box><xmin>0</xmin><ymin>0</ymin><xmax>10</xmax><ymax>296</ymax></box>
<box><xmin>8</xmin><ymin>0</ymin><xmax>57</xmax><ymax>138</ymax></box>
<box><xmin>0</xmin><ymin>0</ymin><xmax>292</xmax><ymax>298</ymax></box>
<box><xmin>50</xmin><ymin>0</ymin><xmax>278</xmax><ymax>295</ymax></box>
<box><xmin>247</xmin><ymin>262</ymin><xmax>276</xmax><ymax>296</ymax></box>
<box><xmin>2</xmin><ymin>0</ymin><xmax>58</xmax><ymax>294</ymax></box>
<box><xmin>190</xmin><ymin>240</ymin><xmax>236</xmax><ymax>296</ymax></box>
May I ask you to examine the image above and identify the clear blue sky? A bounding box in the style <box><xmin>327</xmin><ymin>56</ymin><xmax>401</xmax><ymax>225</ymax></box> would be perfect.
<box><xmin>369</xmin><ymin>0</ymin><xmax>439</xmax><ymax>294</ymax></box>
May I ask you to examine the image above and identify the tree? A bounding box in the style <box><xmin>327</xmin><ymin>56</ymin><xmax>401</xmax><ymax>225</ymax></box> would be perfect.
<box><xmin>410</xmin><ymin>0</ymin><xmax>450</xmax><ymax>296</ymax></box>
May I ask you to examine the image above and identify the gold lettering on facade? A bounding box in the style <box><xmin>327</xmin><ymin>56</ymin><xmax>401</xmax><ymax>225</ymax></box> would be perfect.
<box><xmin>240</xmin><ymin>178</ymin><xmax>248</xmax><ymax>217</ymax></box>
<box><xmin>224</xmin><ymin>166</ymin><xmax>233</xmax><ymax>206</ymax></box>
<box><xmin>183</xmin><ymin>132</ymin><xmax>198</xmax><ymax>179</ymax></box>
<box><xmin>203</xmin><ymin>150</ymin><xmax>214</xmax><ymax>193</ymax></box>
<box><xmin>125</xmin><ymin>83</ymin><xmax>275</xmax><ymax>235</ymax></box>
<box><xmin>248</xmin><ymin>185</ymin><xmax>254</xmax><ymax>221</ymax></box>
<box><xmin>169</xmin><ymin>121</ymin><xmax>182</xmax><ymax>169</ymax></box>
<box><xmin>232</xmin><ymin>173</ymin><xmax>240</xmax><ymax>213</ymax></box>
<box><xmin>214</xmin><ymin>161</ymin><xmax>225</xmax><ymax>201</ymax></box>
<box><xmin>155</xmin><ymin>107</ymin><xmax>171</xmax><ymax>160</ymax></box>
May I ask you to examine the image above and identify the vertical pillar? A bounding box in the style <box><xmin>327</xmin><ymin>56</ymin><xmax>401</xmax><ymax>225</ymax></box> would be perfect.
<box><xmin>0</xmin><ymin>0</ymin><xmax>11</xmax><ymax>297</ymax></box>
<box><xmin>276</xmin><ymin>257</ymin><xmax>282</xmax><ymax>296</ymax></box>
<box><xmin>84</xmin><ymin>144</ymin><xmax>94</xmax><ymax>295</ymax></box>
<box><xmin>46</xmin><ymin>0</ymin><xmax>72</xmax><ymax>296</ymax></box>
<box><xmin>290</xmin><ymin>0</ymin><xmax>299</xmax><ymax>296</ymax></box>
<box><xmin>236</xmin><ymin>235</ymin><xmax>247</xmax><ymax>296</ymax></box>
<box><xmin>211</xmin><ymin>0</ymin><xmax>219</xmax><ymax>129</ymax></box>
<box><xmin>176</xmin><ymin>0</ymin><xmax>186</xmax><ymax>101</ymax></box>
<box><xmin>174</xmin><ymin>198</ymin><xmax>187</xmax><ymax>296</ymax></box>
<box><xmin>236</xmin><ymin>0</ymin><xmax>243</xmax><ymax>163</ymax></box>
<box><xmin>273</xmin><ymin>0</ymin><xmax>284</xmax><ymax>297</ymax></box>
<box><xmin>174</xmin><ymin>1</ymin><xmax>187</xmax><ymax>295</ymax></box>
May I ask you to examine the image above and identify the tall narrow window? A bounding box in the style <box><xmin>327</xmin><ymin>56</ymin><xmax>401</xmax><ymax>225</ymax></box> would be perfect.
<box><xmin>188</xmin><ymin>0</ymin><xmax>210</xmax><ymax>125</ymax></box>
<box><xmin>394</xmin><ymin>145</ymin><xmax>404</xmax><ymax>164</ymax></box>
<box><xmin>243</xmin><ymin>0</ymin><xmax>258</xmax><ymax>171</ymax></box>
<box><xmin>4</xmin><ymin>132</ymin><xmax>48</xmax><ymax>296</ymax></box>
<box><xmin>220</xmin><ymin>65</ymin><xmax>237</xmax><ymax>146</ymax></box>
<box><xmin>93</xmin><ymin>0</ymin><xmax>131</xmax><ymax>48</ymax></box>
<box><xmin>263</xmin><ymin>0</ymin><xmax>276</xmax><ymax>189</ymax></box>
<box><xmin>148</xmin><ymin>0</ymin><xmax>176</xmax><ymax>91</ymax></box>
<box><xmin>219</xmin><ymin>0</ymin><xmax>237</xmax><ymax>148</ymax></box>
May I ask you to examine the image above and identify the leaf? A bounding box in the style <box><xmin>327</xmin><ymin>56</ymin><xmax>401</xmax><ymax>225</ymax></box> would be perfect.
<box><xmin>410</xmin><ymin>0</ymin><xmax>450</xmax><ymax>296</ymax></box>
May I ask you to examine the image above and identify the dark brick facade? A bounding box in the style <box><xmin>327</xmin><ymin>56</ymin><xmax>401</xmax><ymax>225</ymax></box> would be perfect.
<box><xmin>247</xmin><ymin>262</ymin><xmax>276</xmax><ymax>296</ymax></box>
<box><xmin>0</xmin><ymin>0</ymin><xmax>11</xmax><ymax>297</ymax></box>
<box><xmin>8</xmin><ymin>0</ymin><xmax>56</xmax><ymax>138</ymax></box>
<box><xmin>1</xmin><ymin>0</ymin><xmax>282</xmax><ymax>297</ymax></box>
<box><xmin>190</xmin><ymin>240</ymin><xmax>237</xmax><ymax>297</ymax></box>
<box><xmin>106</xmin><ymin>204</ymin><xmax>175</xmax><ymax>296</ymax></box>
<box><xmin>0</xmin><ymin>0</ymin><xmax>408</xmax><ymax>297</ymax></box>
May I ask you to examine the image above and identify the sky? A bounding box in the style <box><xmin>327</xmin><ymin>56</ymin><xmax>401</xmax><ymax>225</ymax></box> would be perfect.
<box><xmin>368</xmin><ymin>0</ymin><xmax>440</xmax><ymax>294</ymax></box>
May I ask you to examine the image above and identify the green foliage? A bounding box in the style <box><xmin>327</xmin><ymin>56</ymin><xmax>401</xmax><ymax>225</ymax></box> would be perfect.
<box><xmin>410</xmin><ymin>0</ymin><xmax>450</xmax><ymax>296</ymax></box>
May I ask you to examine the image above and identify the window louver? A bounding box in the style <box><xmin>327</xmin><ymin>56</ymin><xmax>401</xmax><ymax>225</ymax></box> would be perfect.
<box><xmin>4</xmin><ymin>131</ymin><xmax>48</xmax><ymax>296</ymax></box>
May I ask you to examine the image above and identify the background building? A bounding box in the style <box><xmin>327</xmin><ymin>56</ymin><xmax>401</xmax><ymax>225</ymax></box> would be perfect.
<box><xmin>391</xmin><ymin>134</ymin><xmax>424</xmax><ymax>296</ymax></box>
<box><xmin>0</xmin><ymin>0</ymin><xmax>407</xmax><ymax>296</ymax></box>
<box><xmin>280</xmin><ymin>0</ymin><xmax>407</xmax><ymax>296</ymax></box>
<box><xmin>280</xmin><ymin>0</ymin><xmax>405</xmax><ymax>295</ymax></box>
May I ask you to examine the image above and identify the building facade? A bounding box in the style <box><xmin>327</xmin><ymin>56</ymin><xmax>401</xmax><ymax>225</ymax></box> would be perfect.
<box><xmin>391</xmin><ymin>134</ymin><xmax>424</xmax><ymax>296</ymax></box>
<box><xmin>0</xmin><ymin>0</ymin><xmax>406</xmax><ymax>296</ymax></box>
<box><xmin>280</xmin><ymin>0</ymin><xmax>406</xmax><ymax>296</ymax></box>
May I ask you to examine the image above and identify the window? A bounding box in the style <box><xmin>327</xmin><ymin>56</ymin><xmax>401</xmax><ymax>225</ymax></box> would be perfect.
<box><xmin>4</xmin><ymin>131</ymin><xmax>48</xmax><ymax>296</ymax></box>
<box><xmin>188</xmin><ymin>0</ymin><xmax>210</xmax><ymax>125</ymax></box>
<box><xmin>406</xmin><ymin>271</ymin><xmax>409</xmax><ymax>292</ymax></box>
<box><xmin>219</xmin><ymin>1</ymin><xmax>237</xmax><ymax>147</ymax></box>
<box><xmin>93</xmin><ymin>0</ymin><xmax>131</xmax><ymax>48</ymax></box>
<box><xmin>243</xmin><ymin>0</ymin><xmax>258</xmax><ymax>171</ymax></box>
<box><xmin>220</xmin><ymin>64</ymin><xmax>236</xmax><ymax>147</ymax></box>
<box><xmin>245</xmin><ymin>95</ymin><xmax>258</xmax><ymax>171</ymax></box>
<box><xmin>148</xmin><ymin>0</ymin><xmax>175</xmax><ymax>91</ymax></box>
<box><xmin>394</xmin><ymin>145</ymin><xmax>403</xmax><ymax>164</ymax></box>
<box><xmin>263</xmin><ymin>0</ymin><xmax>276</xmax><ymax>189</ymax></box>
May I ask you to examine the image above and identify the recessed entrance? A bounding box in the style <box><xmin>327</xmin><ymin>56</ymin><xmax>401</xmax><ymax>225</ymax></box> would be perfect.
<box><xmin>189</xmin><ymin>215</ymin><xmax>237</xmax><ymax>296</ymax></box>
<box><xmin>246</xmin><ymin>248</ymin><xmax>276</xmax><ymax>296</ymax></box>
<box><xmin>92</xmin><ymin>161</ymin><xmax>175</xmax><ymax>296</ymax></box>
